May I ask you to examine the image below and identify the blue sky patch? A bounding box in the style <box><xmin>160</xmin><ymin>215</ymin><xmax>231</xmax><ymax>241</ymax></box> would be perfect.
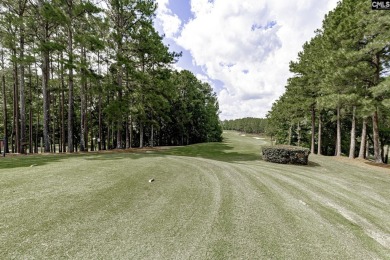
<box><xmin>251</xmin><ymin>20</ymin><xmax>277</xmax><ymax>31</ymax></box>
<box><xmin>168</xmin><ymin>0</ymin><xmax>193</xmax><ymax>23</ymax></box>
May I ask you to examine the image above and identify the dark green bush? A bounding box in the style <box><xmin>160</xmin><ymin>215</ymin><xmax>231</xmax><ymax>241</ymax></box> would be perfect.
<box><xmin>262</xmin><ymin>145</ymin><xmax>310</xmax><ymax>165</ymax></box>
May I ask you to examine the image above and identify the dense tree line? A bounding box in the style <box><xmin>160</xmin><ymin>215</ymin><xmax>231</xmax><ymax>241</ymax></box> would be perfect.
<box><xmin>222</xmin><ymin>117</ymin><xmax>267</xmax><ymax>134</ymax></box>
<box><xmin>267</xmin><ymin>0</ymin><xmax>390</xmax><ymax>163</ymax></box>
<box><xmin>0</xmin><ymin>0</ymin><xmax>222</xmax><ymax>154</ymax></box>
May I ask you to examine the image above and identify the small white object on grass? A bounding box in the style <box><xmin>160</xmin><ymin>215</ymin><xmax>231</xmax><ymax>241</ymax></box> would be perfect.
<box><xmin>149</xmin><ymin>178</ymin><xmax>154</xmax><ymax>183</ymax></box>
<box><xmin>30</xmin><ymin>164</ymin><xmax>38</xmax><ymax>167</ymax></box>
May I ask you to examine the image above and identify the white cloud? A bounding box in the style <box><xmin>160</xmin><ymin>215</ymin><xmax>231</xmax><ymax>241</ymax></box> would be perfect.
<box><xmin>155</xmin><ymin>0</ymin><xmax>182</xmax><ymax>38</ymax></box>
<box><xmin>191</xmin><ymin>0</ymin><xmax>214</xmax><ymax>16</ymax></box>
<box><xmin>195</xmin><ymin>73</ymin><xmax>212</xmax><ymax>84</ymax></box>
<box><xmin>157</xmin><ymin>0</ymin><xmax>339</xmax><ymax>120</ymax></box>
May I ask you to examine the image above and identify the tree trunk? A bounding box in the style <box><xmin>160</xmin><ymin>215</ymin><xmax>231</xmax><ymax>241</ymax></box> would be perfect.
<box><xmin>19</xmin><ymin>23</ymin><xmax>26</xmax><ymax>154</ymax></box>
<box><xmin>98</xmin><ymin>52</ymin><xmax>102</xmax><ymax>151</ymax></box>
<box><xmin>60</xmin><ymin>53</ymin><xmax>66</xmax><ymax>153</ymax></box>
<box><xmin>140</xmin><ymin>122</ymin><xmax>144</xmax><ymax>148</ymax></box>
<box><xmin>98</xmin><ymin>94</ymin><xmax>102</xmax><ymax>151</ymax></box>
<box><xmin>288</xmin><ymin>123</ymin><xmax>292</xmax><ymax>145</ymax></box>
<box><xmin>311</xmin><ymin>106</ymin><xmax>315</xmax><ymax>154</ymax></box>
<box><xmin>106</xmin><ymin>122</ymin><xmax>110</xmax><ymax>150</ymax></box>
<box><xmin>52</xmin><ymin>90</ymin><xmax>57</xmax><ymax>153</ymax></box>
<box><xmin>125</xmin><ymin>116</ymin><xmax>129</xmax><ymax>148</ymax></box>
<box><xmin>42</xmin><ymin>47</ymin><xmax>50</xmax><ymax>153</ymax></box>
<box><xmin>11</xmin><ymin>122</ymin><xmax>15</xmax><ymax>153</ymax></box>
<box><xmin>297</xmin><ymin>121</ymin><xmax>301</xmax><ymax>147</ymax></box>
<box><xmin>348</xmin><ymin>106</ymin><xmax>356</xmax><ymax>159</ymax></box>
<box><xmin>116</xmin><ymin>57</ymin><xmax>123</xmax><ymax>149</ymax></box>
<box><xmin>67</xmin><ymin>8</ymin><xmax>74</xmax><ymax>153</ymax></box>
<box><xmin>335</xmin><ymin>106</ymin><xmax>341</xmax><ymax>156</ymax></box>
<box><xmin>34</xmin><ymin>61</ymin><xmax>39</xmax><ymax>153</ymax></box>
<box><xmin>381</xmin><ymin>144</ymin><xmax>385</xmax><ymax>163</ymax></box>
<box><xmin>111</xmin><ymin>124</ymin><xmax>115</xmax><ymax>148</ymax></box>
<box><xmin>34</xmin><ymin>121</ymin><xmax>37</xmax><ymax>152</ymax></box>
<box><xmin>116</xmin><ymin>104</ymin><xmax>122</xmax><ymax>149</ymax></box>
<box><xmin>50</xmin><ymin>54</ymin><xmax>56</xmax><ymax>153</ymax></box>
<box><xmin>90</xmin><ymin>129</ymin><xmax>94</xmax><ymax>152</ymax></box>
<box><xmin>372</xmin><ymin>109</ymin><xmax>382</xmax><ymax>163</ymax></box>
<box><xmin>1</xmin><ymin>50</ymin><xmax>9</xmax><ymax>153</ymax></box>
<box><xmin>358</xmin><ymin>117</ymin><xmax>367</xmax><ymax>159</ymax></box>
<box><xmin>317</xmin><ymin>113</ymin><xmax>322</xmax><ymax>155</ymax></box>
<box><xmin>28</xmin><ymin>64</ymin><xmax>33</xmax><ymax>153</ymax></box>
<box><xmin>40</xmin><ymin>14</ymin><xmax>51</xmax><ymax>153</ymax></box>
<box><xmin>129</xmin><ymin>116</ymin><xmax>132</xmax><ymax>148</ymax></box>
<box><xmin>80</xmin><ymin>46</ymin><xmax>86</xmax><ymax>151</ymax></box>
<box><xmin>116</xmin><ymin>121</ymin><xmax>122</xmax><ymax>148</ymax></box>
<box><xmin>13</xmin><ymin>50</ymin><xmax>20</xmax><ymax>154</ymax></box>
<box><xmin>86</xmin><ymin>80</ymin><xmax>90</xmax><ymax>151</ymax></box>
<box><xmin>151</xmin><ymin>124</ymin><xmax>154</xmax><ymax>148</ymax></box>
<box><xmin>371</xmin><ymin>53</ymin><xmax>382</xmax><ymax>163</ymax></box>
<box><xmin>115</xmin><ymin>10</ymin><xmax>124</xmax><ymax>149</ymax></box>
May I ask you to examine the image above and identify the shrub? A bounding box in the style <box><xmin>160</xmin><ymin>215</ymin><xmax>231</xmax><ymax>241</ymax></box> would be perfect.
<box><xmin>262</xmin><ymin>145</ymin><xmax>310</xmax><ymax>165</ymax></box>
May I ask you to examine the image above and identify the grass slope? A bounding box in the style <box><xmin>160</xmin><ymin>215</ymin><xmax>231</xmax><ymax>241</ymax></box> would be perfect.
<box><xmin>0</xmin><ymin>131</ymin><xmax>389</xmax><ymax>259</ymax></box>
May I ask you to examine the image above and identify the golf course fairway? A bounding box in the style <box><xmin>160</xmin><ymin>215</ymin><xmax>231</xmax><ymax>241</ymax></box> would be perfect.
<box><xmin>1</xmin><ymin>131</ymin><xmax>389</xmax><ymax>259</ymax></box>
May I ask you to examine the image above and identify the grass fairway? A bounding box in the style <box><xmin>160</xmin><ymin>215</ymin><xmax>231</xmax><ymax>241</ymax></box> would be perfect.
<box><xmin>1</xmin><ymin>131</ymin><xmax>389</xmax><ymax>259</ymax></box>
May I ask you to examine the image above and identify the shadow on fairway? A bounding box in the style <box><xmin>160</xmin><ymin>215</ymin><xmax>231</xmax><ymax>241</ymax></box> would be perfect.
<box><xmin>157</xmin><ymin>142</ymin><xmax>260</xmax><ymax>163</ymax></box>
<box><xmin>306</xmin><ymin>161</ymin><xmax>321</xmax><ymax>167</ymax></box>
<box><xmin>84</xmin><ymin>156</ymin><xmax>126</xmax><ymax>161</ymax></box>
<box><xmin>365</xmin><ymin>161</ymin><xmax>390</xmax><ymax>170</ymax></box>
<box><xmin>0</xmin><ymin>155</ymin><xmax>69</xmax><ymax>169</ymax></box>
<box><xmin>0</xmin><ymin>153</ymin><xmax>129</xmax><ymax>170</ymax></box>
<box><xmin>155</xmin><ymin>143</ymin><xmax>321</xmax><ymax>167</ymax></box>
<box><xmin>261</xmin><ymin>159</ymin><xmax>321</xmax><ymax>168</ymax></box>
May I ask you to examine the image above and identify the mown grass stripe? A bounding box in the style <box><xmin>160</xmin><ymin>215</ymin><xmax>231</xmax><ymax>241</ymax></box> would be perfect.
<box><xmin>1</xmin><ymin>131</ymin><xmax>389</xmax><ymax>259</ymax></box>
<box><xmin>239</xmin><ymin>163</ymin><xmax>389</xmax><ymax>258</ymax></box>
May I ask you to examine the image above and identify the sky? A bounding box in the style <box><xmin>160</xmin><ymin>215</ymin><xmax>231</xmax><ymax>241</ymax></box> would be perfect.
<box><xmin>154</xmin><ymin>0</ymin><xmax>339</xmax><ymax>120</ymax></box>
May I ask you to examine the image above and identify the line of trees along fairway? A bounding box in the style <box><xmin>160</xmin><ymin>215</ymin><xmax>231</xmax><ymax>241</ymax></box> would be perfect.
<box><xmin>0</xmin><ymin>0</ymin><xmax>222</xmax><ymax>154</ymax></box>
<box><xmin>267</xmin><ymin>0</ymin><xmax>390</xmax><ymax>163</ymax></box>
<box><xmin>222</xmin><ymin>118</ymin><xmax>267</xmax><ymax>134</ymax></box>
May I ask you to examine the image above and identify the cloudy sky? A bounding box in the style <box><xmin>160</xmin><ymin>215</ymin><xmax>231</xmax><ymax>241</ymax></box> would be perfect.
<box><xmin>154</xmin><ymin>0</ymin><xmax>339</xmax><ymax>120</ymax></box>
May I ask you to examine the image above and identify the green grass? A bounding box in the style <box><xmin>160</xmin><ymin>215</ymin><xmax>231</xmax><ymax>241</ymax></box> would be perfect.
<box><xmin>1</xmin><ymin>131</ymin><xmax>389</xmax><ymax>259</ymax></box>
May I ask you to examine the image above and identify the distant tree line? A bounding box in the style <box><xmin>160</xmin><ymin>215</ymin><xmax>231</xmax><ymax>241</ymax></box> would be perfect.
<box><xmin>222</xmin><ymin>117</ymin><xmax>267</xmax><ymax>134</ymax></box>
<box><xmin>266</xmin><ymin>0</ymin><xmax>389</xmax><ymax>163</ymax></box>
<box><xmin>0</xmin><ymin>0</ymin><xmax>222</xmax><ymax>154</ymax></box>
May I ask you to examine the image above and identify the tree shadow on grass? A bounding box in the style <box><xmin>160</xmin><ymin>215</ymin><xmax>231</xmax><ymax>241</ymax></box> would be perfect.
<box><xmin>365</xmin><ymin>161</ymin><xmax>390</xmax><ymax>170</ymax></box>
<box><xmin>0</xmin><ymin>153</ymin><xmax>131</xmax><ymax>170</ymax></box>
<box><xmin>259</xmin><ymin>159</ymin><xmax>321</xmax><ymax>168</ymax></box>
<box><xmin>0</xmin><ymin>151</ymin><xmax>150</xmax><ymax>170</ymax></box>
<box><xmin>84</xmin><ymin>155</ymin><xmax>126</xmax><ymax>161</ymax></box>
<box><xmin>0</xmin><ymin>142</ymin><xmax>321</xmax><ymax>169</ymax></box>
<box><xmin>156</xmin><ymin>142</ymin><xmax>321</xmax><ymax>167</ymax></box>
<box><xmin>157</xmin><ymin>142</ymin><xmax>261</xmax><ymax>163</ymax></box>
<box><xmin>0</xmin><ymin>154</ymin><xmax>73</xmax><ymax>170</ymax></box>
<box><xmin>306</xmin><ymin>161</ymin><xmax>321</xmax><ymax>167</ymax></box>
